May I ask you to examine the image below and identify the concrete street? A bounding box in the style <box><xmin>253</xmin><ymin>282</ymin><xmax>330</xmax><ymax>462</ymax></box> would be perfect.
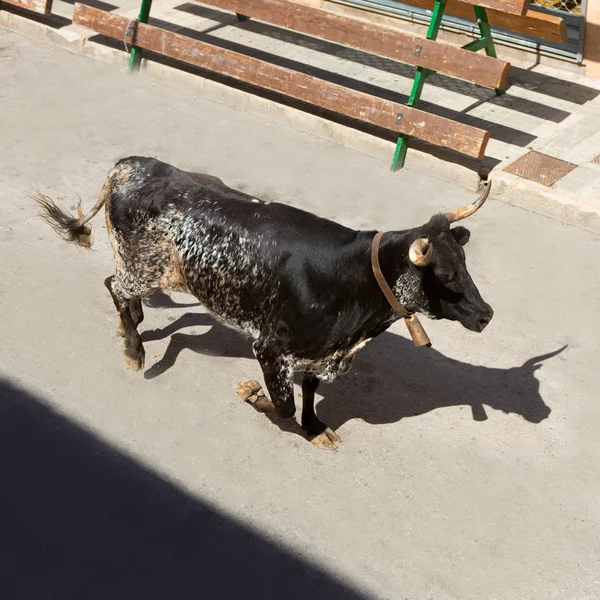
<box><xmin>1</xmin><ymin>28</ymin><xmax>599</xmax><ymax>599</ymax></box>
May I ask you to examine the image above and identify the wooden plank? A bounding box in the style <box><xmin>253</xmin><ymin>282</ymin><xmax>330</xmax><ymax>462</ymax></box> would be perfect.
<box><xmin>396</xmin><ymin>0</ymin><xmax>567</xmax><ymax>43</ymax></box>
<box><xmin>2</xmin><ymin>0</ymin><xmax>53</xmax><ymax>14</ymax></box>
<box><xmin>456</xmin><ymin>0</ymin><xmax>528</xmax><ymax>17</ymax></box>
<box><xmin>73</xmin><ymin>4</ymin><xmax>490</xmax><ymax>158</ymax></box>
<box><xmin>197</xmin><ymin>0</ymin><xmax>510</xmax><ymax>89</ymax></box>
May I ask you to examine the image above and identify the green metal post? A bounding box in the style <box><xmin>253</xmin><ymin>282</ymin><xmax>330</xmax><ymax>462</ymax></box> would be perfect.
<box><xmin>473</xmin><ymin>6</ymin><xmax>496</xmax><ymax>58</ymax></box>
<box><xmin>391</xmin><ymin>0</ymin><xmax>446</xmax><ymax>171</ymax></box>
<box><xmin>128</xmin><ymin>0</ymin><xmax>153</xmax><ymax>73</ymax></box>
<box><xmin>473</xmin><ymin>6</ymin><xmax>504</xmax><ymax>95</ymax></box>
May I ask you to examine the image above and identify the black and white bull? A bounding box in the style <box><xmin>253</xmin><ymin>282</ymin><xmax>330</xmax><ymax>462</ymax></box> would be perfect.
<box><xmin>36</xmin><ymin>156</ymin><xmax>493</xmax><ymax>448</ymax></box>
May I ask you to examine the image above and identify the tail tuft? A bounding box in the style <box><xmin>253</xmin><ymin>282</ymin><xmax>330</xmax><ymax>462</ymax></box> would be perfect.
<box><xmin>33</xmin><ymin>191</ymin><xmax>93</xmax><ymax>249</ymax></box>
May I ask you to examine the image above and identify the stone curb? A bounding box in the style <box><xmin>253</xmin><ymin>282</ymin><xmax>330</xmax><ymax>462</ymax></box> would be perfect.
<box><xmin>490</xmin><ymin>171</ymin><xmax>600</xmax><ymax>234</ymax></box>
<box><xmin>2</xmin><ymin>9</ymin><xmax>600</xmax><ymax>233</ymax></box>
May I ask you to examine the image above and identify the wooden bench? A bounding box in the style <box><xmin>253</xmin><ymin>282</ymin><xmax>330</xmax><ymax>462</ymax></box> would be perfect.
<box><xmin>74</xmin><ymin>4</ymin><xmax>489</xmax><ymax>158</ymax></box>
<box><xmin>72</xmin><ymin>0</ymin><xmax>566</xmax><ymax>169</ymax></box>
<box><xmin>1</xmin><ymin>0</ymin><xmax>53</xmax><ymax>15</ymax></box>
<box><xmin>198</xmin><ymin>0</ymin><xmax>510</xmax><ymax>89</ymax></box>
<box><xmin>449</xmin><ymin>0</ymin><xmax>527</xmax><ymax>17</ymax></box>
<box><xmin>401</xmin><ymin>0</ymin><xmax>567</xmax><ymax>43</ymax></box>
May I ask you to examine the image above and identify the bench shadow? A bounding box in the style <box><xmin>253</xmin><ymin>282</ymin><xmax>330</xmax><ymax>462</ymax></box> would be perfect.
<box><xmin>140</xmin><ymin>312</ymin><xmax>559</xmax><ymax>428</ymax></box>
<box><xmin>138</xmin><ymin>14</ymin><xmax>533</xmax><ymax>148</ymax></box>
<box><xmin>2</xmin><ymin>3</ymin><xmax>71</xmax><ymax>28</ymax></box>
<box><xmin>60</xmin><ymin>0</ymin><xmax>119</xmax><ymax>11</ymax></box>
<box><xmin>0</xmin><ymin>379</ymin><xmax>366</xmax><ymax>599</ymax></box>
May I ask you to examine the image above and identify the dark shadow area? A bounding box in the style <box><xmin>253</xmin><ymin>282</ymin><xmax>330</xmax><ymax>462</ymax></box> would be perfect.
<box><xmin>139</xmin><ymin>312</ymin><xmax>559</xmax><ymax>428</ymax></box>
<box><xmin>60</xmin><ymin>0</ymin><xmax>119</xmax><ymax>11</ymax></box>
<box><xmin>509</xmin><ymin>64</ymin><xmax>600</xmax><ymax>105</ymax></box>
<box><xmin>0</xmin><ymin>378</ymin><xmax>367</xmax><ymax>600</ymax></box>
<box><xmin>1</xmin><ymin>3</ymin><xmax>70</xmax><ymax>29</ymax></box>
<box><xmin>460</xmin><ymin>86</ymin><xmax>570</xmax><ymax>124</ymax></box>
<box><xmin>173</xmin><ymin>1</ymin><xmax>239</xmax><ymax>28</ymax></box>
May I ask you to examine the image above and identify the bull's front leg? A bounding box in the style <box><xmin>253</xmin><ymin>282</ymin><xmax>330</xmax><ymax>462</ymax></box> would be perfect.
<box><xmin>235</xmin><ymin>341</ymin><xmax>341</xmax><ymax>449</ymax></box>
<box><xmin>301</xmin><ymin>374</ymin><xmax>342</xmax><ymax>449</ymax></box>
<box><xmin>248</xmin><ymin>341</ymin><xmax>296</xmax><ymax>419</ymax></box>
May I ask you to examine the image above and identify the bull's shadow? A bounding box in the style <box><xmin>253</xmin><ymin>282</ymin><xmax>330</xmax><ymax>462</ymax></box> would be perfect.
<box><xmin>142</xmin><ymin>290</ymin><xmax>201</xmax><ymax>310</ymax></box>
<box><xmin>141</xmin><ymin>313</ymin><xmax>256</xmax><ymax>379</ymax></box>
<box><xmin>141</xmin><ymin>312</ymin><xmax>560</xmax><ymax>427</ymax></box>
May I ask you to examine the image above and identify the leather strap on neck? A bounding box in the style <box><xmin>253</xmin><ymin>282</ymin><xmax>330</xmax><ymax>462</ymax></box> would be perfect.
<box><xmin>371</xmin><ymin>232</ymin><xmax>410</xmax><ymax>318</ymax></box>
<box><xmin>371</xmin><ymin>232</ymin><xmax>431</xmax><ymax>348</ymax></box>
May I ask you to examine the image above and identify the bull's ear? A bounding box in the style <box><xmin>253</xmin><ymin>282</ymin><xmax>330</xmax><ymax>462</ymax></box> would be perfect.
<box><xmin>451</xmin><ymin>226</ymin><xmax>471</xmax><ymax>246</ymax></box>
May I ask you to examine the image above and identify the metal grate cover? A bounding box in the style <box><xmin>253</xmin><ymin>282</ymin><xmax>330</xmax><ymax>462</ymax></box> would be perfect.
<box><xmin>504</xmin><ymin>151</ymin><xmax>577</xmax><ymax>187</ymax></box>
<box><xmin>593</xmin><ymin>155</ymin><xmax>600</xmax><ymax>165</ymax></box>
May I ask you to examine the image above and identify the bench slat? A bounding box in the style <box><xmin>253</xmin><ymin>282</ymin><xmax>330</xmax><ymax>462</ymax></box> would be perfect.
<box><xmin>2</xmin><ymin>0</ymin><xmax>53</xmax><ymax>14</ymax></box>
<box><xmin>73</xmin><ymin>4</ymin><xmax>490</xmax><ymax>158</ymax></box>
<box><xmin>456</xmin><ymin>0</ymin><xmax>528</xmax><ymax>17</ymax></box>
<box><xmin>395</xmin><ymin>0</ymin><xmax>567</xmax><ymax>43</ymax></box>
<box><xmin>198</xmin><ymin>0</ymin><xmax>509</xmax><ymax>89</ymax></box>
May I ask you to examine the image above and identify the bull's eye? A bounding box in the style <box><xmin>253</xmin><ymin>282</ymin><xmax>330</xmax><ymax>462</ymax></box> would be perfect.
<box><xmin>436</xmin><ymin>269</ymin><xmax>454</xmax><ymax>284</ymax></box>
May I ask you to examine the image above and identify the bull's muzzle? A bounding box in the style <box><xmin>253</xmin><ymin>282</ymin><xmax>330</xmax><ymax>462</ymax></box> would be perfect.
<box><xmin>474</xmin><ymin>305</ymin><xmax>494</xmax><ymax>332</ymax></box>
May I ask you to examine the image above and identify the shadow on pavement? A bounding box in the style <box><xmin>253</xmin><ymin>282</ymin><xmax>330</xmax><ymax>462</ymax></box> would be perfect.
<box><xmin>318</xmin><ymin>338</ymin><xmax>561</xmax><ymax>430</ymax></box>
<box><xmin>141</xmin><ymin>312</ymin><xmax>256</xmax><ymax>379</ymax></box>
<box><xmin>139</xmin><ymin>312</ymin><xmax>560</xmax><ymax>428</ymax></box>
<box><xmin>142</xmin><ymin>289</ymin><xmax>201</xmax><ymax>310</ymax></box>
<box><xmin>0</xmin><ymin>379</ymin><xmax>367</xmax><ymax>600</ymax></box>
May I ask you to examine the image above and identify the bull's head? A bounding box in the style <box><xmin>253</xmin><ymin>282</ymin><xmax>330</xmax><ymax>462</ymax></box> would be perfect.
<box><xmin>407</xmin><ymin>182</ymin><xmax>494</xmax><ymax>333</ymax></box>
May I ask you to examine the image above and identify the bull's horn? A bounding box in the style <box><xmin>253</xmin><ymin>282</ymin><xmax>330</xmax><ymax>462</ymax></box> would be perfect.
<box><xmin>409</xmin><ymin>238</ymin><xmax>433</xmax><ymax>266</ymax></box>
<box><xmin>445</xmin><ymin>180</ymin><xmax>492</xmax><ymax>223</ymax></box>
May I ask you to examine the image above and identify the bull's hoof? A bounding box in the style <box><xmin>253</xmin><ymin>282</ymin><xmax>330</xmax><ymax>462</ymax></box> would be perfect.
<box><xmin>310</xmin><ymin>427</ymin><xmax>342</xmax><ymax>450</ymax></box>
<box><xmin>234</xmin><ymin>380</ymin><xmax>275</xmax><ymax>413</ymax></box>
<box><xmin>123</xmin><ymin>348</ymin><xmax>145</xmax><ymax>371</ymax></box>
<box><xmin>234</xmin><ymin>379</ymin><xmax>262</xmax><ymax>399</ymax></box>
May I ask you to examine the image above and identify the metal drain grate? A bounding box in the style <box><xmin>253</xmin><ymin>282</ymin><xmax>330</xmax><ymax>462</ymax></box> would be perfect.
<box><xmin>592</xmin><ymin>155</ymin><xmax>600</xmax><ymax>165</ymax></box>
<box><xmin>504</xmin><ymin>151</ymin><xmax>577</xmax><ymax>187</ymax></box>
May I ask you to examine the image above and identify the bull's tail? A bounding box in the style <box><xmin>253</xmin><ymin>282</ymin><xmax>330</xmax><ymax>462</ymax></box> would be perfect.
<box><xmin>34</xmin><ymin>172</ymin><xmax>114</xmax><ymax>249</ymax></box>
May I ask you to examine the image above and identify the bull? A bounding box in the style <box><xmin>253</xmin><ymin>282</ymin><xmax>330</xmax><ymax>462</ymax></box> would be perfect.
<box><xmin>36</xmin><ymin>157</ymin><xmax>493</xmax><ymax>448</ymax></box>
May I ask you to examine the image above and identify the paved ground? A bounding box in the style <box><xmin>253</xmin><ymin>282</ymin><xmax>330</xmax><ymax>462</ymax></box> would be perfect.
<box><xmin>1</xmin><ymin>28</ymin><xmax>599</xmax><ymax>600</ymax></box>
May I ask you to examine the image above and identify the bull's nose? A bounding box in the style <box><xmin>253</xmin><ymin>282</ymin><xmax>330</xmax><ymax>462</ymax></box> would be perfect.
<box><xmin>477</xmin><ymin>307</ymin><xmax>494</xmax><ymax>332</ymax></box>
<box><xmin>478</xmin><ymin>317</ymin><xmax>490</xmax><ymax>331</ymax></box>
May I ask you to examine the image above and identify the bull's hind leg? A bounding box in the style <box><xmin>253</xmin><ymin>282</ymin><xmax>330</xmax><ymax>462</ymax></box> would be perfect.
<box><xmin>105</xmin><ymin>276</ymin><xmax>145</xmax><ymax>371</ymax></box>
<box><xmin>116</xmin><ymin>299</ymin><xmax>144</xmax><ymax>337</ymax></box>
